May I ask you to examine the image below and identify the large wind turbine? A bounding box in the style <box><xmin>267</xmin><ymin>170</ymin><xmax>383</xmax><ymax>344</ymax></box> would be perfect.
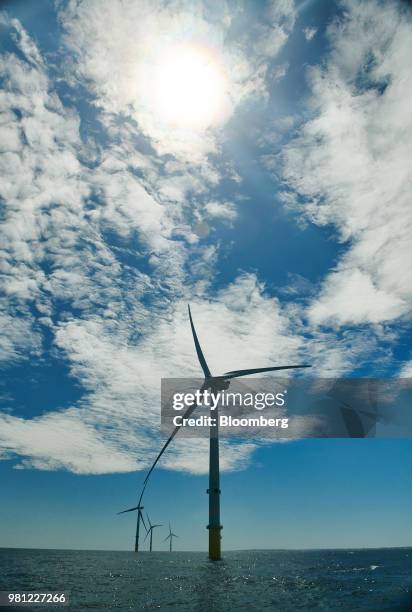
<box><xmin>133</xmin><ymin>305</ymin><xmax>310</xmax><ymax>560</ymax></box>
<box><xmin>144</xmin><ymin>514</ymin><xmax>162</xmax><ymax>552</ymax></box>
<box><xmin>117</xmin><ymin>502</ymin><xmax>146</xmax><ymax>553</ymax></box>
<box><xmin>163</xmin><ymin>522</ymin><xmax>178</xmax><ymax>552</ymax></box>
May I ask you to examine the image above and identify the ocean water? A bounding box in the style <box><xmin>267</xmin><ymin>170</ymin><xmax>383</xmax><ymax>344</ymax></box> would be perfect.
<box><xmin>0</xmin><ymin>548</ymin><xmax>411</xmax><ymax>611</ymax></box>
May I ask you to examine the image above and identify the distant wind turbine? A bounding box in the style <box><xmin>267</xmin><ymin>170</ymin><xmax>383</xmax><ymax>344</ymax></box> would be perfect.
<box><xmin>117</xmin><ymin>502</ymin><xmax>146</xmax><ymax>553</ymax></box>
<box><xmin>138</xmin><ymin>304</ymin><xmax>311</xmax><ymax>560</ymax></box>
<box><xmin>163</xmin><ymin>522</ymin><xmax>178</xmax><ymax>552</ymax></box>
<box><xmin>144</xmin><ymin>513</ymin><xmax>162</xmax><ymax>552</ymax></box>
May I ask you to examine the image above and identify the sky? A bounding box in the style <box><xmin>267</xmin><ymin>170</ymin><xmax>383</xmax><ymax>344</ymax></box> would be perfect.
<box><xmin>0</xmin><ymin>0</ymin><xmax>411</xmax><ymax>552</ymax></box>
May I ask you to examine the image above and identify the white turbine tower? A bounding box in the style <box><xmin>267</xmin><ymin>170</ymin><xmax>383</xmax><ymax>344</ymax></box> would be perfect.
<box><xmin>144</xmin><ymin>514</ymin><xmax>162</xmax><ymax>552</ymax></box>
<box><xmin>164</xmin><ymin>523</ymin><xmax>178</xmax><ymax>552</ymax></box>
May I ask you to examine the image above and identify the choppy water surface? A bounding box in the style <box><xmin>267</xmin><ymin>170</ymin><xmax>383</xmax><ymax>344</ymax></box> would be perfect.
<box><xmin>0</xmin><ymin>548</ymin><xmax>411</xmax><ymax>611</ymax></box>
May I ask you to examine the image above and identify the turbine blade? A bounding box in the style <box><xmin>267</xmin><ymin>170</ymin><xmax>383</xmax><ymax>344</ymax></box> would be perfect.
<box><xmin>117</xmin><ymin>506</ymin><xmax>138</xmax><ymax>514</ymax></box>
<box><xmin>340</xmin><ymin>406</ymin><xmax>367</xmax><ymax>438</ymax></box>
<box><xmin>143</xmin><ymin>529</ymin><xmax>150</xmax><ymax>542</ymax></box>
<box><xmin>153</xmin><ymin>524</ymin><xmax>163</xmax><ymax>528</ymax></box>
<box><xmin>188</xmin><ymin>304</ymin><xmax>211</xmax><ymax>378</ymax></box>
<box><xmin>335</xmin><ymin>399</ymin><xmax>377</xmax><ymax>437</ymax></box>
<box><xmin>140</xmin><ymin>511</ymin><xmax>147</xmax><ymax>532</ymax></box>
<box><xmin>163</xmin><ymin>535</ymin><xmax>171</xmax><ymax>542</ymax></box>
<box><xmin>223</xmin><ymin>365</ymin><xmax>311</xmax><ymax>379</ymax></box>
<box><xmin>146</xmin><ymin>513</ymin><xmax>152</xmax><ymax>528</ymax></box>
<box><xmin>143</xmin><ymin>398</ymin><xmax>201</xmax><ymax>486</ymax></box>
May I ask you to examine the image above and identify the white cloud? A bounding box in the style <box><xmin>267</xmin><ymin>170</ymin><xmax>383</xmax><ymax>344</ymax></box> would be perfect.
<box><xmin>0</xmin><ymin>16</ymin><xmax>183</xmax><ymax>472</ymax></box>
<box><xmin>303</xmin><ymin>26</ymin><xmax>317</xmax><ymax>41</ymax></box>
<box><xmin>204</xmin><ymin>200</ymin><xmax>237</xmax><ymax>222</ymax></box>
<box><xmin>0</xmin><ymin>412</ymin><xmax>137</xmax><ymax>475</ymax></box>
<box><xmin>0</xmin><ymin>273</ymin><xmax>309</xmax><ymax>474</ymax></box>
<box><xmin>0</xmin><ymin>15</ymin><xmax>185</xmax><ymax>357</ymax></box>
<box><xmin>308</xmin><ymin>268</ymin><xmax>405</xmax><ymax>327</ymax></box>
<box><xmin>0</xmin><ymin>311</ymin><xmax>42</xmax><ymax>365</ymax></box>
<box><xmin>59</xmin><ymin>0</ymin><xmax>296</xmax><ymax>162</ymax></box>
<box><xmin>282</xmin><ymin>0</ymin><xmax>412</xmax><ymax>327</ymax></box>
<box><xmin>2</xmin><ymin>3</ymin><xmax>395</xmax><ymax>481</ymax></box>
<box><xmin>266</xmin><ymin>0</ymin><xmax>296</xmax><ymax>31</ymax></box>
<box><xmin>399</xmin><ymin>361</ymin><xmax>412</xmax><ymax>378</ymax></box>
<box><xmin>0</xmin><ymin>5</ymin><xmax>307</xmax><ymax>481</ymax></box>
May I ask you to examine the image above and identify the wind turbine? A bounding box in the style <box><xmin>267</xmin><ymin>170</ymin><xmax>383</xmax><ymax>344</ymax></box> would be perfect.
<box><xmin>135</xmin><ymin>305</ymin><xmax>310</xmax><ymax>560</ymax></box>
<box><xmin>163</xmin><ymin>522</ymin><xmax>178</xmax><ymax>552</ymax></box>
<box><xmin>117</xmin><ymin>501</ymin><xmax>146</xmax><ymax>553</ymax></box>
<box><xmin>144</xmin><ymin>513</ymin><xmax>162</xmax><ymax>552</ymax></box>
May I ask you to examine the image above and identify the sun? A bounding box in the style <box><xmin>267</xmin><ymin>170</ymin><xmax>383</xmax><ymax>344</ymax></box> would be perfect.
<box><xmin>149</xmin><ymin>44</ymin><xmax>228</xmax><ymax>129</ymax></box>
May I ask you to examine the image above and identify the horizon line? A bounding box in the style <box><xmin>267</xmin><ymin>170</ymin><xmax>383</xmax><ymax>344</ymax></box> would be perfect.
<box><xmin>2</xmin><ymin>545</ymin><xmax>412</xmax><ymax>553</ymax></box>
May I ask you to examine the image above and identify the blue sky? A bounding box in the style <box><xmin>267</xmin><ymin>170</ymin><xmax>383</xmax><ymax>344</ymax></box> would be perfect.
<box><xmin>0</xmin><ymin>0</ymin><xmax>411</xmax><ymax>551</ymax></box>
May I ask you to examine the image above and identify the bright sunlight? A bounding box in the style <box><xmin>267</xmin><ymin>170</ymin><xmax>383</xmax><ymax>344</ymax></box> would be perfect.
<box><xmin>149</xmin><ymin>44</ymin><xmax>229</xmax><ymax>129</ymax></box>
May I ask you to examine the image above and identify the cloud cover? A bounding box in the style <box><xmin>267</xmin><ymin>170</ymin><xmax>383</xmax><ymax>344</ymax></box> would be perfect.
<box><xmin>59</xmin><ymin>0</ymin><xmax>296</xmax><ymax>162</ymax></box>
<box><xmin>282</xmin><ymin>0</ymin><xmax>412</xmax><ymax>328</ymax></box>
<box><xmin>0</xmin><ymin>5</ymin><xmax>304</xmax><ymax>475</ymax></box>
<box><xmin>1</xmin><ymin>0</ymin><xmax>410</xmax><ymax>478</ymax></box>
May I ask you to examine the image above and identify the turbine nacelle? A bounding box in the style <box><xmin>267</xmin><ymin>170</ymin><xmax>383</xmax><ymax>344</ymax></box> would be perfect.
<box><xmin>204</xmin><ymin>376</ymin><xmax>231</xmax><ymax>391</ymax></box>
<box><xmin>117</xmin><ymin>504</ymin><xmax>144</xmax><ymax>515</ymax></box>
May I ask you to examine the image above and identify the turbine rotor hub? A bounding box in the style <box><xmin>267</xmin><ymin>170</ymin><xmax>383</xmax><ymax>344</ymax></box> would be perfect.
<box><xmin>206</xmin><ymin>376</ymin><xmax>230</xmax><ymax>391</ymax></box>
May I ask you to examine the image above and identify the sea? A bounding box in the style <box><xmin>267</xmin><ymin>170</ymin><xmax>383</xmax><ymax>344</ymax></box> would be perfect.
<box><xmin>0</xmin><ymin>548</ymin><xmax>411</xmax><ymax>611</ymax></box>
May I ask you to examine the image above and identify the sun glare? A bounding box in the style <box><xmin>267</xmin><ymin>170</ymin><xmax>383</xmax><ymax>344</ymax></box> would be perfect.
<box><xmin>150</xmin><ymin>45</ymin><xmax>228</xmax><ymax>129</ymax></box>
